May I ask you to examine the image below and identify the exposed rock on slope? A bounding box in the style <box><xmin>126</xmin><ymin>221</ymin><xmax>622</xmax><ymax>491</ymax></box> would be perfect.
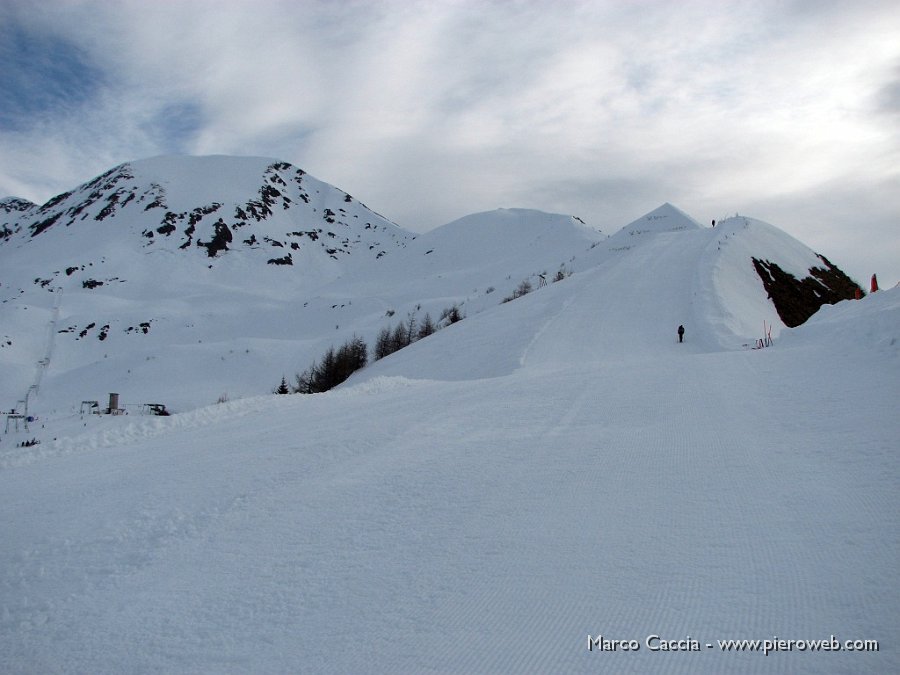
<box><xmin>752</xmin><ymin>254</ymin><xmax>863</xmax><ymax>327</ymax></box>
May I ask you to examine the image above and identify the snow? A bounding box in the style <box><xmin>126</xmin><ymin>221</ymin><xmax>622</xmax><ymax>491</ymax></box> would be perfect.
<box><xmin>2</xmin><ymin>288</ymin><xmax>896</xmax><ymax>672</ymax></box>
<box><xmin>0</xmin><ymin>157</ymin><xmax>853</xmax><ymax>414</ymax></box>
<box><xmin>782</xmin><ymin>283</ymin><xmax>900</xmax><ymax>355</ymax></box>
<box><xmin>1</xmin><ymin>160</ymin><xmax>896</xmax><ymax>672</ymax></box>
<box><xmin>130</xmin><ymin>155</ymin><xmax>284</xmax><ymax>209</ymax></box>
<box><xmin>617</xmin><ymin>201</ymin><xmax>703</xmax><ymax>237</ymax></box>
<box><xmin>0</xmin><ymin>155</ymin><xmax>415</xmax><ymax>412</ymax></box>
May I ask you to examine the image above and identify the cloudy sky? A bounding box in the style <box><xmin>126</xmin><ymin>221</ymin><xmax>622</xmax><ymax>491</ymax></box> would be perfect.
<box><xmin>1</xmin><ymin>0</ymin><xmax>898</xmax><ymax>285</ymax></box>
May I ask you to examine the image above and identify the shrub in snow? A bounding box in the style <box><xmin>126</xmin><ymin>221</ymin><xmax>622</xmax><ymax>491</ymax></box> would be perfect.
<box><xmin>502</xmin><ymin>279</ymin><xmax>532</xmax><ymax>303</ymax></box>
<box><xmin>439</xmin><ymin>304</ymin><xmax>464</xmax><ymax>325</ymax></box>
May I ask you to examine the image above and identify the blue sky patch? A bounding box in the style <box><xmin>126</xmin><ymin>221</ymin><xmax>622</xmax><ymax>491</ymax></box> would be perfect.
<box><xmin>144</xmin><ymin>101</ymin><xmax>205</xmax><ymax>151</ymax></box>
<box><xmin>0</xmin><ymin>20</ymin><xmax>105</xmax><ymax>130</ymax></box>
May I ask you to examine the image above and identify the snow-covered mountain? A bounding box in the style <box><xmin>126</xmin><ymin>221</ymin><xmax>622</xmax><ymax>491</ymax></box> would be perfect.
<box><xmin>0</xmin><ymin>157</ymin><xmax>610</xmax><ymax>412</ymax></box>
<box><xmin>1</xmin><ymin>156</ymin><xmax>896</xmax><ymax>674</ymax></box>
<box><xmin>0</xmin><ymin>155</ymin><xmax>408</xmax><ymax>261</ymax></box>
<box><xmin>0</xmin><ymin>157</ymin><xmax>864</xmax><ymax>414</ymax></box>
<box><xmin>0</xmin><ymin>155</ymin><xmax>412</xmax><ymax>411</ymax></box>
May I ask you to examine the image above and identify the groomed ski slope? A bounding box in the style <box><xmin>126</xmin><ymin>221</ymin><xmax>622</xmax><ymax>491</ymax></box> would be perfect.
<box><xmin>1</xmin><ymin>219</ymin><xmax>898</xmax><ymax>673</ymax></box>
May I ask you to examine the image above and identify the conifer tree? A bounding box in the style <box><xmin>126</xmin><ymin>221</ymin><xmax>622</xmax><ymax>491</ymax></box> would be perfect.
<box><xmin>391</xmin><ymin>323</ymin><xmax>408</xmax><ymax>353</ymax></box>
<box><xmin>275</xmin><ymin>376</ymin><xmax>290</xmax><ymax>395</ymax></box>
<box><xmin>418</xmin><ymin>313</ymin><xmax>435</xmax><ymax>339</ymax></box>
<box><xmin>315</xmin><ymin>346</ymin><xmax>338</xmax><ymax>392</ymax></box>
<box><xmin>374</xmin><ymin>326</ymin><xmax>393</xmax><ymax>360</ymax></box>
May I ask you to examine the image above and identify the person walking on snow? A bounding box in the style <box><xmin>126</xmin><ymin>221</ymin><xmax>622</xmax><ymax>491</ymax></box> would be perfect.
<box><xmin>677</xmin><ymin>324</ymin><xmax>685</xmax><ymax>343</ymax></box>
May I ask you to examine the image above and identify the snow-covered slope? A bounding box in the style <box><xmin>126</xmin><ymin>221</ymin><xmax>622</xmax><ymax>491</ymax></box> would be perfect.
<box><xmin>334</xmin><ymin>207</ymin><xmax>605</xmax><ymax>335</ymax></box>
<box><xmin>781</xmin><ymin>281</ymin><xmax>900</xmax><ymax>355</ymax></box>
<box><xmin>0</xmin><ymin>155</ymin><xmax>406</xmax><ymax>256</ymax></box>
<box><xmin>392</xmin><ymin>207</ymin><xmax>600</xmax><ymax>281</ymax></box>
<box><xmin>1</xmin><ymin>170</ymin><xmax>610</xmax><ymax>412</ymax></box>
<box><xmin>0</xmin><ymin>159</ymin><xmax>894</xmax><ymax>671</ymax></box>
<box><xmin>1</xmin><ymin>284</ymin><xmax>895</xmax><ymax>671</ymax></box>
<box><xmin>350</xmin><ymin>208</ymin><xmax>863</xmax><ymax>385</ymax></box>
<box><xmin>0</xmin><ymin>155</ymin><xmax>414</xmax><ymax>411</ymax></box>
<box><xmin>2</xmin><ymin>155</ymin><xmax>865</xmax><ymax>418</ymax></box>
<box><xmin>616</xmin><ymin>201</ymin><xmax>703</xmax><ymax>236</ymax></box>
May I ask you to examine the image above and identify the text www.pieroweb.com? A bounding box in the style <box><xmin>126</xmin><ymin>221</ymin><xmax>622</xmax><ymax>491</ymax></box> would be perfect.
<box><xmin>587</xmin><ymin>634</ymin><xmax>879</xmax><ymax>656</ymax></box>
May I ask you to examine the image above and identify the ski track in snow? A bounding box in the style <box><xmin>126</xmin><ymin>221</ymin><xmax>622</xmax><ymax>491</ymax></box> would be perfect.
<box><xmin>2</xmin><ymin>345</ymin><xmax>896</xmax><ymax>673</ymax></box>
<box><xmin>521</xmin><ymin>228</ymin><xmax>720</xmax><ymax>373</ymax></box>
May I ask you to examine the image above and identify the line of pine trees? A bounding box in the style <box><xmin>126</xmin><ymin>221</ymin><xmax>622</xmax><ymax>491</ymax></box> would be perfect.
<box><xmin>292</xmin><ymin>335</ymin><xmax>368</xmax><ymax>394</ymax></box>
<box><xmin>276</xmin><ymin>304</ymin><xmax>464</xmax><ymax>395</ymax></box>
<box><xmin>273</xmin><ymin>262</ymin><xmax>571</xmax><ymax>397</ymax></box>
<box><xmin>273</xmin><ymin>263</ymin><xmax>570</xmax><ymax>397</ymax></box>
<box><xmin>373</xmin><ymin>311</ymin><xmax>436</xmax><ymax>360</ymax></box>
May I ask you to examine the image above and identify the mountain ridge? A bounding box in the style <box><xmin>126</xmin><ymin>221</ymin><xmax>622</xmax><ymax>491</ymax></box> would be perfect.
<box><xmin>0</xmin><ymin>154</ymin><xmax>864</xmax><ymax>413</ymax></box>
<box><xmin>0</xmin><ymin>156</ymin><xmax>410</xmax><ymax>266</ymax></box>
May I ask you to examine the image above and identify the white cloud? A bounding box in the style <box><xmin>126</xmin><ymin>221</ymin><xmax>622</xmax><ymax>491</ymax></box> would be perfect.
<box><xmin>1</xmin><ymin>0</ymin><xmax>898</xmax><ymax>285</ymax></box>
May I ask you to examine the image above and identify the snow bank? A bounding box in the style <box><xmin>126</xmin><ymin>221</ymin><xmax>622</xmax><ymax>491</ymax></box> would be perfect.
<box><xmin>780</xmin><ymin>286</ymin><xmax>900</xmax><ymax>356</ymax></box>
